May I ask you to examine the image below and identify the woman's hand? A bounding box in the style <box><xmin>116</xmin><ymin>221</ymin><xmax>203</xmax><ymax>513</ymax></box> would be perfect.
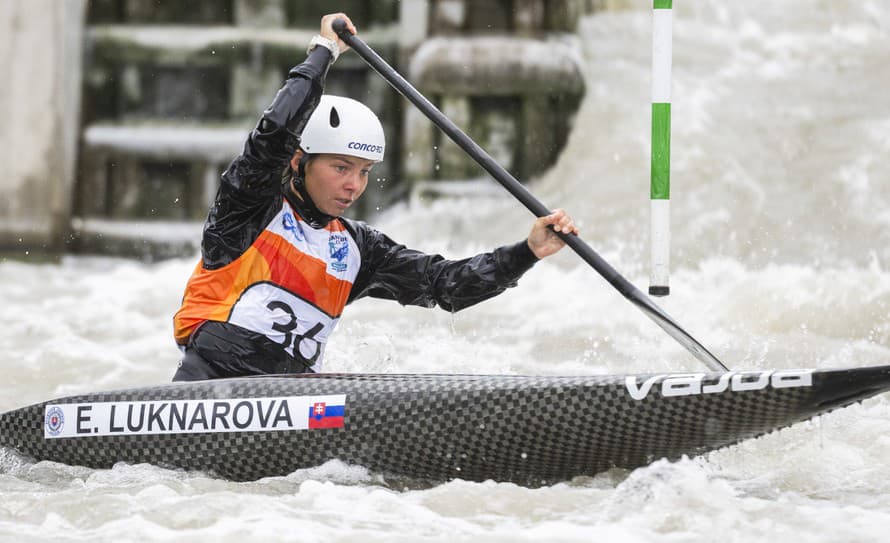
<box><xmin>527</xmin><ymin>209</ymin><xmax>579</xmax><ymax>259</ymax></box>
<box><xmin>320</xmin><ymin>13</ymin><xmax>356</xmax><ymax>54</ymax></box>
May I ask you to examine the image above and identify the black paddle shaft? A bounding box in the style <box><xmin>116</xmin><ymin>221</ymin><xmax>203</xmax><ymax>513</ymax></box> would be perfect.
<box><xmin>332</xmin><ymin>20</ymin><xmax>728</xmax><ymax>372</ymax></box>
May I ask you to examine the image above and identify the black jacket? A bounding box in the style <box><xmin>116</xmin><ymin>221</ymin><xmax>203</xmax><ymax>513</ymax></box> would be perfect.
<box><xmin>202</xmin><ymin>46</ymin><xmax>538</xmax><ymax>313</ymax></box>
<box><xmin>174</xmin><ymin>47</ymin><xmax>538</xmax><ymax>380</ymax></box>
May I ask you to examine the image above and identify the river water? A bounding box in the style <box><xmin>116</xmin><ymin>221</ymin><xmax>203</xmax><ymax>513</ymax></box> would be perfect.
<box><xmin>2</xmin><ymin>1</ymin><xmax>890</xmax><ymax>541</ymax></box>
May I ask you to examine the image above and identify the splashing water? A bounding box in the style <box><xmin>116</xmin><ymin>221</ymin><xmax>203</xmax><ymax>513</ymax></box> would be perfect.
<box><xmin>2</xmin><ymin>2</ymin><xmax>890</xmax><ymax>541</ymax></box>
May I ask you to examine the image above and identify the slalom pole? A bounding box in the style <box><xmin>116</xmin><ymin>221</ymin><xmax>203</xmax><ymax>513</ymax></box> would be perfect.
<box><xmin>332</xmin><ymin>19</ymin><xmax>727</xmax><ymax>372</ymax></box>
<box><xmin>649</xmin><ymin>0</ymin><xmax>672</xmax><ymax>297</ymax></box>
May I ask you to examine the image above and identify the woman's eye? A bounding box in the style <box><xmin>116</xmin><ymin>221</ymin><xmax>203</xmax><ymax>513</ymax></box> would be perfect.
<box><xmin>335</xmin><ymin>166</ymin><xmax>347</xmax><ymax>173</ymax></box>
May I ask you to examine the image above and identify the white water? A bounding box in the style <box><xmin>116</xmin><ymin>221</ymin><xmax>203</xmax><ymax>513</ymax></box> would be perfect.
<box><xmin>3</xmin><ymin>1</ymin><xmax>890</xmax><ymax>541</ymax></box>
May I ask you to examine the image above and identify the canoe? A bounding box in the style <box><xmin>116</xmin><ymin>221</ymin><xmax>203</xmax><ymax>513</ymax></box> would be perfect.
<box><xmin>2</xmin><ymin>366</ymin><xmax>889</xmax><ymax>484</ymax></box>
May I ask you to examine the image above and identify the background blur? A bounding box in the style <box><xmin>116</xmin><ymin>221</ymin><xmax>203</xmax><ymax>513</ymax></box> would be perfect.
<box><xmin>0</xmin><ymin>0</ymin><xmax>604</xmax><ymax>260</ymax></box>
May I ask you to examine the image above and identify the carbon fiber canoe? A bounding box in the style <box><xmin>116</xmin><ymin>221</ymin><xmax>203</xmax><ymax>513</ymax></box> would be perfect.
<box><xmin>2</xmin><ymin>366</ymin><xmax>889</xmax><ymax>484</ymax></box>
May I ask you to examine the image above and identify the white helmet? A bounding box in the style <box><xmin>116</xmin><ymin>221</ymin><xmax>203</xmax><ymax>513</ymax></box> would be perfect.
<box><xmin>300</xmin><ymin>95</ymin><xmax>385</xmax><ymax>162</ymax></box>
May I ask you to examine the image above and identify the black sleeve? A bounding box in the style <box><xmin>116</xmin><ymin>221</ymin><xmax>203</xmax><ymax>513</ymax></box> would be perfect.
<box><xmin>343</xmin><ymin>219</ymin><xmax>540</xmax><ymax>312</ymax></box>
<box><xmin>201</xmin><ymin>47</ymin><xmax>334</xmax><ymax>269</ymax></box>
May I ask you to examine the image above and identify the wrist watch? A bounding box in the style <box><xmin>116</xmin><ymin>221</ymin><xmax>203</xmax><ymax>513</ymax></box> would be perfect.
<box><xmin>307</xmin><ymin>34</ymin><xmax>340</xmax><ymax>62</ymax></box>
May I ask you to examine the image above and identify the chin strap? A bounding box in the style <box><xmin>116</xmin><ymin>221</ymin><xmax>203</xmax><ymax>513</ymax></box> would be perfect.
<box><xmin>297</xmin><ymin>152</ymin><xmax>311</xmax><ymax>179</ymax></box>
<box><xmin>287</xmin><ymin>155</ymin><xmax>335</xmax><ymax>228</ymax></box>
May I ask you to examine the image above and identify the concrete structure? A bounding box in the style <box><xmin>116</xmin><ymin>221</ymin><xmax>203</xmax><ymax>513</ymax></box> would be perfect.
<box><xmin>72</xmin><ymin>1</ymin><xmax>401</xmax><ymax>258</ymax></box>
<box><xmin>0</xmin><ymin>0</ymin><xmax>87</xmax><ymax>256</ymax></box>
<box><xmin>1</xmin><ymin>0</ymin><xmax>589</xmax><ymax>259</ymax></box>
<box><xmin>400</xmin><ymin>0</ymin><xmax>586</xmax><ymax>186</ymax></box>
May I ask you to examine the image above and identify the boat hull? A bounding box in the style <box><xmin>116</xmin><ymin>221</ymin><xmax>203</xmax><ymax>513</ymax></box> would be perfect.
<box><xmin>2</xmin><ymin>367</ymin><xmax>889</xmax><ymax>484</ymax></box>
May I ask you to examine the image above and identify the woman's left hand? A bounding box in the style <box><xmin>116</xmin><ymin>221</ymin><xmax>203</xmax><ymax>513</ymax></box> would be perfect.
<box><xmin>527</xmin><ymin>209</ymin><xmax>578</xmax><ymax>259</ymax></box>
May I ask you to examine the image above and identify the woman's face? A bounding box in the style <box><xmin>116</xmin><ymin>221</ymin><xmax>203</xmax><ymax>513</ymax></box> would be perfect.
<box><xmin>300</xmin><ymin>153</ymin><xmax>375</xmax><ymax>216</ymax></box>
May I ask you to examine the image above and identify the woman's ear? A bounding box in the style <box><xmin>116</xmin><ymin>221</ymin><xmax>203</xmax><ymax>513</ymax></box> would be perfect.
<box><xmin>290</xmin><ymin>150</ymin><xmax>304</xmax><ymax>172</ymax></box>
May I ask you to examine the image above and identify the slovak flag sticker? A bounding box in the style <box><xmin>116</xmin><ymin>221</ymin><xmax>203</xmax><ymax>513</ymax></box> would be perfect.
<box><xmin>307</xmin><ymin>397</ymin><xmax>345</xmax><ymax>429</ymax></box>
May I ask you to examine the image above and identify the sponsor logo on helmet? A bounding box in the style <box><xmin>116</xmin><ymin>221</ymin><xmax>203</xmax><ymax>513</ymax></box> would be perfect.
<box><xmin>347</xmin><ymin>141</ymin><xmax>384</xmax><ymax>155</ymax></box>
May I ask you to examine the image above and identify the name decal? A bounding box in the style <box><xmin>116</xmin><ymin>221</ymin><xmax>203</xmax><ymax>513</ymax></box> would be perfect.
<box><xmin>43</xmin><ymin>395</ymin><xmax>346</xmax><ymax>438</ymax></box>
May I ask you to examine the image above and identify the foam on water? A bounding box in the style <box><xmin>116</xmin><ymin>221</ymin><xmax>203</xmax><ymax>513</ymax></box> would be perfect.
<box><xmin>2</xmin><ymin>1</ymin><xmax>890</xmax><ymax>541</ymax></box>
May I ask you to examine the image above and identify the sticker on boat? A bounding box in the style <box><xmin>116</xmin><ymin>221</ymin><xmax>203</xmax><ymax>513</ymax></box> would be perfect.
<box><xmin>625</xmin><ymin>370</ymin><xmax>813</xmax><ymax>400</ymax></box>
<box><xmin>43</xmin><ymin>395</ymin><xmax>346</xmax><ymax>438</ymax></box>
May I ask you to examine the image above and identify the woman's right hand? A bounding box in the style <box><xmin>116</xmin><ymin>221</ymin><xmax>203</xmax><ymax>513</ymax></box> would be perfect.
<box><xmin>320</xmin><ymin>13</ymin><xmax>356</xmax><ymax>54</ymax></box>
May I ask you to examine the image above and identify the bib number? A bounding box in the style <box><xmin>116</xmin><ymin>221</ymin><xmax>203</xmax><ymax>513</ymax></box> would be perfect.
<box><xmin>266</xmin><ymin>300</ymin><xmax>325</xmax><ymax>364</ymax></box>
<box><xmin>229</xmin><ymin>283</ymin><xmax>338</xmax><ymax>367</ymax></box>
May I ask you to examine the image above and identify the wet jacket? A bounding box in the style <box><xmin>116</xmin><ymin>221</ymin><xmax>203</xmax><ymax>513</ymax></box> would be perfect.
<box><xmin>172</xmin><ymin>47</ymin><xmax>539</xmax><ymax>376</ymax></box>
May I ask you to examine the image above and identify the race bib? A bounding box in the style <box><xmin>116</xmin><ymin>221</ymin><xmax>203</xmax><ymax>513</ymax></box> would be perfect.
<box><xmin>229</xmin><ymin>282</ymin><xmax>338</xmax><ymax>368</ymax></box>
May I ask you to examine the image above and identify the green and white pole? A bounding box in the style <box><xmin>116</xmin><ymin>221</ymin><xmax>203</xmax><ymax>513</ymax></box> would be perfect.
<box><xmin>649</xmin><ymin>0</ymin><xmax>672</xmax><ymax>297</ymax></box>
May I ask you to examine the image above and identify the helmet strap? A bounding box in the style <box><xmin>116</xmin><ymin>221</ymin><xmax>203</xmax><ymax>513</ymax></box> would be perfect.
<box><xmin>297</xmin><ymin>152</ymin><xmax>312</xmax><ymax>178</ymax></box>
<box><xmin>287</xmin><ymin>155</ymin><xmax>335</xmax><ymax>228</ymax></box>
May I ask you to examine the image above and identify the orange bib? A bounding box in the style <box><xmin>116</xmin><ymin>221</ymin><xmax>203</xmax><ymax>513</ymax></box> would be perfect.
<box><xmin>173</xmin><ymin>200</ymin><xmax>359</xmax><ymax>371</ymax></box>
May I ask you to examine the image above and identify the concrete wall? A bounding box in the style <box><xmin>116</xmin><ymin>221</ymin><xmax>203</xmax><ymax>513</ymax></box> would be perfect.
<box><xmin>0</xmin><ymin>0</ymin><xmax>588</xmax><ymax>258</ymax></box>
<box><xmin>399</xmin><ymin>0</ymin><xmax>587</xmax><ymax>184</ymax></box>
<box><xmin>0</xmin><ymin>0</ymin><xmax>86</xmax><ymax>255</ymax></box>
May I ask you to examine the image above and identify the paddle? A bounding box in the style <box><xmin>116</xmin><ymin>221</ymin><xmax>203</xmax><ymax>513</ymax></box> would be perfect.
<box><xmin>332</xmin><ymin>19</ymin><xmax>728</xmax><ymax>373</ymax></box>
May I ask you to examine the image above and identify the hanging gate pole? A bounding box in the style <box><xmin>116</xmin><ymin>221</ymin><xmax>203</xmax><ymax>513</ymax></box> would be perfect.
<box><xmin>649</xmin><ymin>0</ymin><xmax>673</xmax><ymax>297</ymax></box>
